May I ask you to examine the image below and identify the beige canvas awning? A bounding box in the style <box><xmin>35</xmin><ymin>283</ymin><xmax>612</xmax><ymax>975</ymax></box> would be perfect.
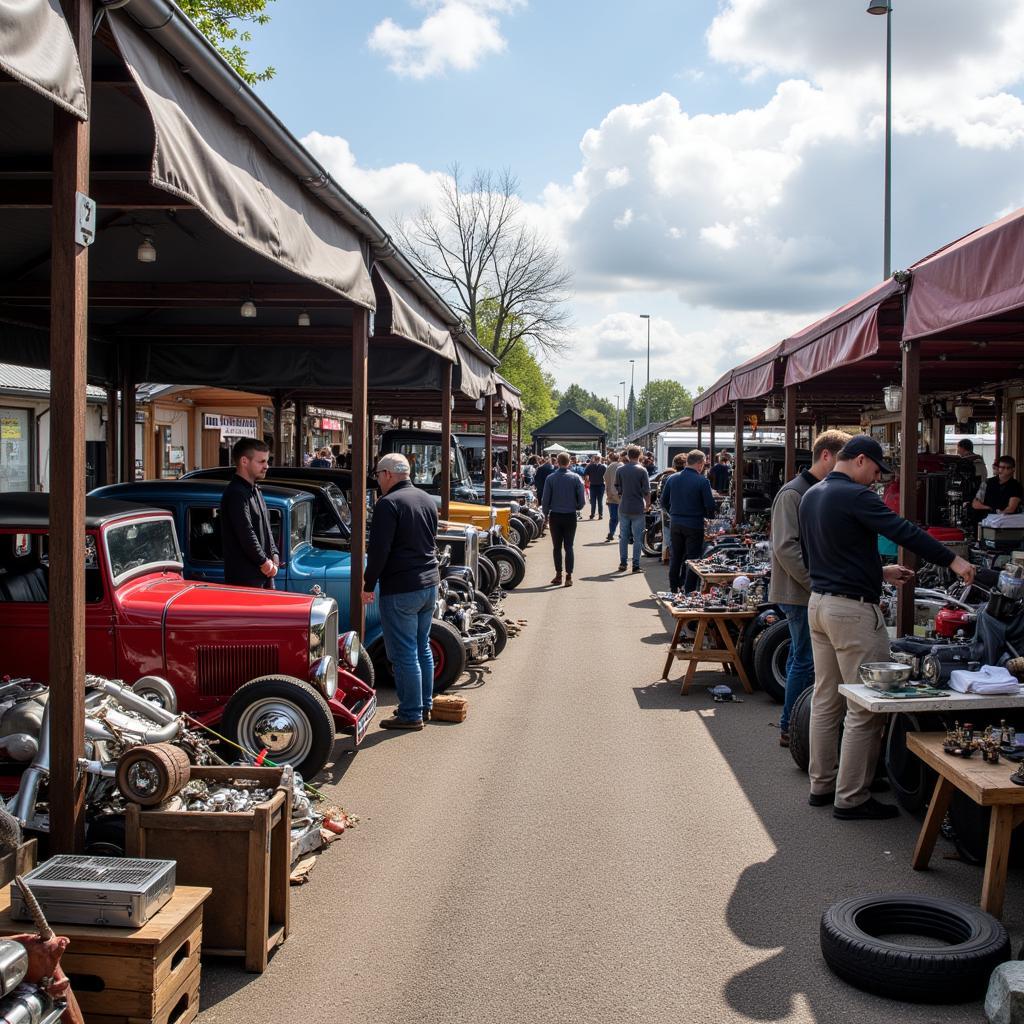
<box><xmin>371</xmin><ymin>264</ymin><xmax>456</xmax><ymax>360</ymax></box>
<box><xmin>0</xmin><ymin>0</ymin><xmax>88</xmax><ymax>119</ymax></box>
<box><xmin>109</xmin><ymin>12</ymin><xmax>375</xmax><ymax>309</ymax></box>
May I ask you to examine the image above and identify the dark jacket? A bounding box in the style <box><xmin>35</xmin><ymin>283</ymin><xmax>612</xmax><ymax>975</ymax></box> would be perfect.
<box><xmin>542</xmin><ymin>467</ymin><xmax>586</xmax><ymax>515</ymax></box>
<box><xmin>660</xmin><ymin>467</ymin><xmax>715</xmax><ymax>529</ymax></box>
<box><xmin>798</xmin><ymin>470</ymin><xmax>955</xmax><ymax>604</ymax></box>
<box><xmin>364</xmin><ymin>480</ymin><xmax>440</xmax><ymax>595</ymax></box>
<box><xmin>709</xmin><ymin>463</ymin><xmax>731</xmax><ymax>493</ymax></box>
<box><xmin>768</xmin><ymin>470</ymin><xmax>816</xmax><ymax>606</ymax></box>
<box><xmin>534</xmin><ymin>462</ymin><xmax>556</xmax><ymax>501</ymax></box>
<box><xmin>220</xmin><ymin>474</ymin><xmax>280</xmax><ymax>587</ymax></box>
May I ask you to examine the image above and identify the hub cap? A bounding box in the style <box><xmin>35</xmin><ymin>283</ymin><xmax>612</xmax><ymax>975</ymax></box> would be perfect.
<box><xmin>236</xmin><ymin>699</ymin><xmax>312</xmax><ymax>763</ymax></box>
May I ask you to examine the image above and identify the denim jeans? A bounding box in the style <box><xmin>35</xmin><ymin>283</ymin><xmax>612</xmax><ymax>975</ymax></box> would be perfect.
<box><xmin>607</xmin><ymin>502</ymin><xmax>619</xmax><ymax>537</ymax></box>
<box><xmin>779</xmin><ymin>602</ymin><xmax>815</xmax><ymax>733</ymax></box>
<box><xmin>618</xmin><ymin>513</ymin><xmax>645</xmax><ymax>568</ymax></box>
<box><xmin>589</xmin><ymin>483</ymin><xmax>605</xmax><ymax>517</ymax></box>
<box><xmin>379</xmin><ymin>585</ymin><xmax>438</xmax><ymax>722</ymax></box>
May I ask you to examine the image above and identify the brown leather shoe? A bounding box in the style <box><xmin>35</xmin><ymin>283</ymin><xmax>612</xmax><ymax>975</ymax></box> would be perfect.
<box><xmin>564</xmin><ymin>574</ymin><xmax>573</xmax><ymax>587</ymax></box>
<box><xmin>380</xmin><ymin>715</ymin><xmax>424</xmax><ymax>731</ymax></box>
<box><xmin>779</xmin><ymin>731</ymin><xmax>790</xmax><ymax>748</ymax></box>
<box><xmin>550</xmin><ymin>574</ymin><xmax>563</xmax><ymax>586</ymax></box>
<box><xmin>422</xmin><ymin>708</ymin><xmax>432</xmax><ymax>722</ymax></box>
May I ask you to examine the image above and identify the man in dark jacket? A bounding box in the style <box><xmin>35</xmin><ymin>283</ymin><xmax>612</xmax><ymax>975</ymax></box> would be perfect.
<box><xmin>799</xmin><ymin>436</ymin><xmax>975</xmax><ymax>820</ymax></box>
<box><xmin>534</xmin><ymin>454</ymin><xmax>557</xmax><ymax>505</ymax></box>
<box><xmin>363</xmin><ymin>453</ymin><xmax>440</xmax><ymax>730</ymax></box>
<box><xmin>660</xmin><ymin>450</ymin><xmax>715</xmax><ymax>593</ymax></box>
<box><xmin>220</xmin><ymin>438</ymin><xmax>279</xmax><ymax>589</ymax></box>
<box><xmin>542</xmin><ymin>452</ymin><xmax>586</xmax><ymax>586</ymax></box>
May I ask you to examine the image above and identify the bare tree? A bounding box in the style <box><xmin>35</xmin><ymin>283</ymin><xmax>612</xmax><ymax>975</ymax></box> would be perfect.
<box><xmin>394</xmin><ymin>166</ymin><xmax>572</xmax><ymax>361</ymax></box>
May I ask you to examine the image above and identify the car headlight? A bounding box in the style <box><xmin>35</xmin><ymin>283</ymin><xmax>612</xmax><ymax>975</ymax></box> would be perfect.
<box><xmin>339</xmin><ymin>630</ymin><xmax>360</xmax><ymax>670</ymax></box>
<box><xmin>309</xmin><ymin>595</ymin><xmax>338</xmax><ymax>680</ymax></box>
<box><xmin>309</xmin><ymin>655</ymin><xmax>338</xmax><ymax>700</ymax></box>
<box><xmin>510</xmin><ymin>500</ymin><xmax>521</xmax><ymax>514</ymax></box>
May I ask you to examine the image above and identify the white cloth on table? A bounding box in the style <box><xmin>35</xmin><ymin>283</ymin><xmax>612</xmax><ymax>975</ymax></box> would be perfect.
<box><xmin>948</xmin><ymin>664</ymin><xmax>1020</xmax><ymax>695</ymax></box>
<box><xmin>980</xmin><ymin>513</ymin><xmax>1024</xmax><ymax>528</ymax></box>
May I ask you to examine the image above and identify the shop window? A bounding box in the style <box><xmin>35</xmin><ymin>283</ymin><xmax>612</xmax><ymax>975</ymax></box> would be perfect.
<box><xmin>0</xmin><ymin>409</ymin><xmax>31</xmax><ymax>492</ymax></box>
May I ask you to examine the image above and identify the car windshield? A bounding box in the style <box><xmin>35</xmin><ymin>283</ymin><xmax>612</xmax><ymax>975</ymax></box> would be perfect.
<box><xmin>324</xmin><ymin>483</ymin><xmax>351</xmax><ymax>527</ymax></box>
<box><xmin>105</xmin><ymin>517</ymin><xmax>181</xmax><ymax>585</ymax></box>
<box><xmin>290</xmin><ymin>500</ymin><xmax>311</xmax><ymax>550</ymax></box>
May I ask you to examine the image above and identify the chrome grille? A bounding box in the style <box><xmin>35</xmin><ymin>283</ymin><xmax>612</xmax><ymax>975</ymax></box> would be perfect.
<box><xmin>196</xmin><ymin>644</ymin><xmax>279</xmax><ymax>696</ymax></box>
<box><xmin>466</xmin><ymin>527</ymin><xmax>479</xmax><ymax>585</ymax></box>
<box><xmin>326</xmin><ymin>605</ymin><xmax>338</xmax><ymax>662</ymax></box>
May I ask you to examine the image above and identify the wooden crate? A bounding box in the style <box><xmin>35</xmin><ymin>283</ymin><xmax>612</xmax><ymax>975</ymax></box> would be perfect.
<box><xmin>126</xmin><ymin>765</ymin><xmax>291</xmax><ymax>973</ymax></box>
<box><xmin>0</xmin><ymin>885</ymin><xmax>210</xmax><ymax>1024</ymax></box>
<box><xmin>432</xmin><ymin>694</ymin><xmax>468</xmax><ymax>722</ymax></box>
<box><xmin>0</xmin><ymin>839</ymin><xmax>37</xmax><ymax>887</ymax></box>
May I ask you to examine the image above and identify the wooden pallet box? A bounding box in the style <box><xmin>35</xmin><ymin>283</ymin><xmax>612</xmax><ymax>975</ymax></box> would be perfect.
<box><xmin>126</xmin><ymin>765</ymin><xmax>291</xmax><ymax>974</ymax></box>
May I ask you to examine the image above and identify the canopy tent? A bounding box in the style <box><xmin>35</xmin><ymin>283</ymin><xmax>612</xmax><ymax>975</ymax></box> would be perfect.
<box><xmin>531</xmin><ymin>409</ymin><xmax>607</xmax><ymax>456</ymax></box>
<box><xmin>543</xmin><ymin>442</ymin><xmax>569</xmax><ymax>452</ymax></box>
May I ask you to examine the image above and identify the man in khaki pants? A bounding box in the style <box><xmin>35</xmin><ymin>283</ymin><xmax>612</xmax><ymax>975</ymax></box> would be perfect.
<box><xmin>798</xmin><ymin>436</ymin><xmax>976</xmax><ymax>819</ymax></box>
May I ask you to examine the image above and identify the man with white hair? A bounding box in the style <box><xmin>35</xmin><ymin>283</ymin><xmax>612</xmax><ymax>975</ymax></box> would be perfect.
<box><xmin>363</xmin><ymin>452</ymin><xmax>440</xmax><ymax>730</ymax></box>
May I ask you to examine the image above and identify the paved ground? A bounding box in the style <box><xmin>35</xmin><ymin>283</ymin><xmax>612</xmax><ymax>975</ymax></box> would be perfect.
<box><xmin>201</xmin><ymin>517</ymin><xmax>1021</xmax><ymax>1023</ymax></box>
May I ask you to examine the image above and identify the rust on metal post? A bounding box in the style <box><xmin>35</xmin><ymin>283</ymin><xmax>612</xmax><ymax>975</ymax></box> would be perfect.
<box><xmin>733</xmin><ymin>402</ymin><xmax>744</xmax><ymax>526</ymax></box>
<box><xmin>49</xmin><ymin>0</ymin><xmax>92</xmax><ymax>853</ymax></box>
<box><xmin>484</xmin><ymin>399</ymin><xmax>493</xmax><ymax>506</ymax></box>
<box><xmin>897</xmin><ymin>340</ymin><xmax>920</xmax><ymax>636</ymax></box>
<box><xmin>440</xmin><ymin>363</ymin><xmax>452</xmax><ymax>521</ymax></box>
<box><xmin>350</xmin><ymin>308</ymin><xmax>369</xmax><ymax>636</ymax></box>
<box><xmin>784</xmin><ymin>385</ymin><xmax>797</xmax><ymax>482</ymax></box>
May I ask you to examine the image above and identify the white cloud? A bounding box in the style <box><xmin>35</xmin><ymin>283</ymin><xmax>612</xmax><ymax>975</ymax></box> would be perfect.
<box><xmin>612</xmin><ymin>208</ymin><xmax>634</xmax><ymax>231</ymax></box>
<box><xmin>700</xmin><ymin>223</ymin><xmax>738</xmax><ymax>251</ymax></box>
<box><xmin>368</xmin><ymin>1</ymin><xmax>524</xmax><ymax>79</ymax></box>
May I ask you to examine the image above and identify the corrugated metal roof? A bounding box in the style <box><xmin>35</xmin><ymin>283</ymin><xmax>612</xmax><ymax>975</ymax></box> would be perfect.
<box><xmin>0</xmin><ymin>363</ymin><xmax>107</xmax><ymax>400</ymax></box>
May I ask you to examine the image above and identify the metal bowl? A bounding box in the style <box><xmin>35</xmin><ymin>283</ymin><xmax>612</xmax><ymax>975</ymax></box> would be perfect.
<box><xmin>858</xmin><ymin>661</ymin><xmax>913</xmax><ymax>691</ymax></box>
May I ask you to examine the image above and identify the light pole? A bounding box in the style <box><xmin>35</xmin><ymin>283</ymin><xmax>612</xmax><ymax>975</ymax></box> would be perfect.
<box><xmin>628</xmin><ymin>359</ymin><xmax>635</xmax><ymax>436</ymax></box>
<box><xmin>615</xmin><ymin>394</ymin><xmax>621</xmax><ymax>445</ymax></box>
<box><xmin>868</xmin><ymin>0</ymin><xmax>892</xmax><ymax>279</ymax></box>
<box><xmin>640</xmin><ymin>314</ymin><xmax>651</xmax><ymax>430</ymax></box>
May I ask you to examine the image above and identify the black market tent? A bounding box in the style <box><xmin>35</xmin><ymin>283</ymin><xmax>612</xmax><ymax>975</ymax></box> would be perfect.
<box><xmin>531</xmin><ymin>409</ymin><xmax>608</xmax><ymax>454</ymax></box>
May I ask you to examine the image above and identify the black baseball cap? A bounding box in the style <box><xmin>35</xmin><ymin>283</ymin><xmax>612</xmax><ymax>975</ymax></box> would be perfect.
<box><xmin>838</xmin><ymin>435</ymin><xmax>892</xmax><ymax>474</ymax></box>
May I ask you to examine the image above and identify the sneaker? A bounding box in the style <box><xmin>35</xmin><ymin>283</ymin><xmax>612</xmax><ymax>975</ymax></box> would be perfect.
<box><xmin>632</xmin><ymin>565</ymin><xmax>641</xmax><ymax>573</ymax></box>
<box><xmin>564</xmin><ymin>574</ymin><xmax>573</xmax><ymax>587</ymax></box>
<box><xmin>589</xmin><ymin>514</ymin><xmax>595</xmax><ymax>520</ymax></box>
<box><xmin>380</xmin><ymin>716</ymin><xmax>424</xmax><ymax>731</ymax></box>
<box><xmin>550</xmin><ymin>573</ymin><xmax>563</xmax><ymax>586</ymax></box>
<box><xmin>834</xmin><ymin>798</ymin><xmax>899</xmax><ymax>820</ymax></box>
<box><xmin>779</xmin><ymin>731</ymin><xmax>790</xmax><ymax>748</ymax></box>
<box><xmin>808</xmin><ymin>790</ymin><xmax>835</xmax><ymax>807</ymax></box>
<box><xmin>618</xmin><ymin>563</ymin><xmax>627</xmax><ymax>572</ymax></box>
<box><xmin>605</xmin><ymin>535</ymin><xmax>613</xmax><ymax>542</ymax></box>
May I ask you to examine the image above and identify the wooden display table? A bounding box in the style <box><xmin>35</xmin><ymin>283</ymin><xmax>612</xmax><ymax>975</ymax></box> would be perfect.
<box><xmin>908</xmin><ymin>732</ymin><xmax>1024</xmax><ymax>918</ymax></box>
<box><xmin>656</xmin><ymin>599</ymin><xmax>756</xmax><ymax>694</ymax></box>
<box><xmin>0</xmin><ymin>884</ymin><xmax>210</xmax><ymax>1024</ymax></box>
<box><xmin>686</xmin><ymin>562</ymin><xmax>767</xmax><ymax>594</ymax></box>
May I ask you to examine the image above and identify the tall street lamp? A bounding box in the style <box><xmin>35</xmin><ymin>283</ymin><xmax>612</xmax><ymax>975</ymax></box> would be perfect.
<box><xmin>640</xmin><ymin>314</ymin><xmax>651</xmax><ymax>430</ymax></box>
<box><xmin>868</xmin><ymin>0</ymin><xmax>892</xmax><ymax>279</ymax></box>
<box><xmin>628</xmin><ymin>359</ymin><xmax>636</xmax><ymax>437</ymax></box>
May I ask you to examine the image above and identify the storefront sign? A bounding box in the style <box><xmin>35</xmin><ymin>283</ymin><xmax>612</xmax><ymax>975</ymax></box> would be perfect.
<box><xmin>203</xmin><ymin>413</ymin><xmax>258</xmax><ymax>439</ymax></box>
<box><xmin>321</xmin><ymin>417</ymin><xmax>342</xmax><ymax>432</ymax></box>
<box><xmin>0</xmin><ymin>418</ymin><xmax>21</xmax><ymax>440</ymax></box>
<box><xmin>1014</xmin><ymin>398</ymin><xmax>1024</xmax><ymax>415</ymax></box>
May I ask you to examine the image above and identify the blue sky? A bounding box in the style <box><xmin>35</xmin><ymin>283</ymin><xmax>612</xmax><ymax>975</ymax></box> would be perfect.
<box><xmin>243</xmin><ymin>2</ymin><xmax>1024</xmax><ymax>402</ymax></box>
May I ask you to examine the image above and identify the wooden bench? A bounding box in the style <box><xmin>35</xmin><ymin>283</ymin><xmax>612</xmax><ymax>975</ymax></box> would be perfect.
<box><xmin>908</xmin><ymin>732</ymin><xmax>1024</xmax><ymax>918</ymax></box>
<box><xmin>657</xmin><ymin>600</ymin><xmax>756</xmax><ymax>694</ymax></box>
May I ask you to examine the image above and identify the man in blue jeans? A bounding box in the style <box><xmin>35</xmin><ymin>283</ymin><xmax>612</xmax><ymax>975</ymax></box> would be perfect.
<box><xmin>769</xmin><ymin>430</ymin><xmax>849</xmax><ymax>746</ymax></box>
<box><xmin>615</xmin><ymin>445</ymin><xmax>651</xmax><ymax>573</ymax></box>
<box><xmin>661</xmin><ymin>450</ymin><xmax>716</xmax><ymax>593</ymax></box>
<box><xmin>363</xmin><ymin>452</ymin><xmax>440</xmax><ymax>730</ymax></box>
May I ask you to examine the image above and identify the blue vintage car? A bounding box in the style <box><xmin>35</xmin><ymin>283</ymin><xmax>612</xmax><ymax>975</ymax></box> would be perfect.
<box><xmin>89</xmin><ymin>479</ymin><xmax>471</xmax><ymax>691</ymax></box>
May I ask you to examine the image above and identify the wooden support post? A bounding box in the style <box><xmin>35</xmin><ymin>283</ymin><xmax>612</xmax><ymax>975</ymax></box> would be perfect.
<box><xmin>272</xmin><ymin>394</ymin><xmax>283</xmax><ymax>466</ymax></box>
<box><xmin>784</xmin><ymin>385</ymin><xmax>797</xmax><ymax>482</ymax></box>
<box><xmin>897</xmin><ymin>340</ymin><xmax>920</xmax><ymax>636</ymax></box>
<box><xmin>350</xmin><ymin>310</ymin><xmax>369</xmax><ymax>636</ymax></box>
<box><xmin>995</xmin><ymin>392</ymin><xmax>1003</xmax><ymax>457</ymax></box>
<box><xmin>733</xmin><ymin>402</ymin><xmax>744</xmax><ymax>526</ymax></box>
<box><xmin>506</xmin><ymin>410</ymin><xmax>514</xmax><ymax>486</ymax></box>
<box><xmin>119</xmin><ymin>348</ymin><xmax>136</xmax><ymax>483</ymax></box>
<box><xmin>709</xmin><ymin>412</ymin><xmax>716</xmax><ymax>470</ymax></box>
<box><xmin>516</xmin><ymin>410</ymin><xmax>523</xmax><ymax>487</ymax></box>
<box><xmin>49</xmin><ymin>0</ymin><xmax>92</xmax><ymax>853</ymax></box>
<box><xmin>292</xmin><ymin>400</ymin><xmax>304</xmax><ymax>467</ymax></box>
<box><xmin>484</xmin><ymin>399</ymin><xmax>493</xmax><ymax>506</ymax></box>
<box><xmin>697</xmin><ymin>419</ymin><xmax>703</xmax><ymax>451</ymax></box>
<box><xmin>440</xmin><ymin>363</ymin><xmax>452</xmax><ymax>521</ymax></box>
<box><xmin>105</xmin><ymin>386</ymin><xmax>117</xmax><ymax>484</ymax></box>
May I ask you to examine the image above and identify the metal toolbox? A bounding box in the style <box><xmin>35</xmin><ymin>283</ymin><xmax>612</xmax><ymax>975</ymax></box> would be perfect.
<box><xmin>11</xmin><ymin>855</ymin><xmax>175</xmax><ymax>928</ymax></box>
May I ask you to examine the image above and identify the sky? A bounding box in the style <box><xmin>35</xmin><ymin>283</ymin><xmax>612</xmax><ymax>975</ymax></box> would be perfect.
<box><xmin>244</xmin><ymin>0</ymin><xmax>1024</xmax><ymax>408</ymax></box>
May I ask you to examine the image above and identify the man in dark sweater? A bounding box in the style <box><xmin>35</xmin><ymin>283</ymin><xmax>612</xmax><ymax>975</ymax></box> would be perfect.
<box><xmin>363</xmin><ymin>453</ymin><xmax>440</xmax><ymax>730</ymax></box>
<box><xmin>220</xmin><ymin>438</ymin><xmax>279</xmax><ymax>588</ymax></box>
<box><xmin>799</xmin><ymin>435</ymin><xmax>975</xmax><ymax>820</ymax></box>
<box><xmin>534</xmin><ymin>454</ymin><xmax>557</xmax><ymax>506</ymax></box>
<box><xmin>541</xmin><ymin>452</ymin><xmax>586</xmax><ymax>586</ymax></box>
<box><xmin>584</xmin><ymin>455</ymin><xmax>607</xmax><ymax>520</ymax></box>
<box><xmin>660</xmin><ymin>450</ymin><xmax>715</xmax><ymax>593</ymax></box>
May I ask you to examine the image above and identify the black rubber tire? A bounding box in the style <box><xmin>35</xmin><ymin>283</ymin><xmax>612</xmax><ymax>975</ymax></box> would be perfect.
<box><xmin>507</xmin><ymin>518</ymin><xmax>528</xmax><ymax>549</ymax></box>
<box><xmin>518</xmin><ymin>513</ymin><xmax>539</xmax><ymax>540</ymax></box>
<box><xmin>85</xmin><ymin>815</ymin><xmax>127</xmax><ymax>857</ymax></box>
<box><xmin>473</xmin><ymin>589</ymin><xmax>495</xmax><ymax>616</ymax></box>
<box><xmin>481</xmin><ymin>613</ymin><xmax>509</xmax><ymax>656</ymax></box>
<box><xmin>752</xmin><ymin>619</ymin><xmax>790</xmax><ymax>705</ymax></box>
<box><xmin>884</xmin><ymin>712</ymin><xmax>941</xmax><ymax>815</ymax></box>
<box><xmin>820</xmin><ymin>893</ymin><xmax>1010</xmax><ymax>1002</ymax></box>
<box><xmin>352</xmin><ymin>640</ymin><xmax>375</xmax><ymax>690</ymax></box>
<box><xmin>788</xmin><ymin>687</ymin><xmax>813</xmax><ymax>771</ymax></box>
<box><xmin>738</xmin><ymin>622</ymin><xmax>762</xmax><ymax>691</ymax></box>
<box><xmin>486</xmin><ymin>545</ymin><xmax>526</xmax><ymax>590</ymax></box>
<box><xmin>512</xmin><ymin>513</ymin><xmax>536</xmax><ymax>543</ymax></box>
<box><xmin>221</xmin><ymin>676</ymin><xmax>335</xmax><ymax>780</ymax></box>
<box><xmin>477</xmin><ymin>554</ymin><xmax>498</xmax><ymax>595</ymax></box>
<box><xmin>441</xmin><ymin>576</ymin><xmax>474</xmax><ymax>601</ymax></box>
<box><xmin>429</xmin><ymin>619</ymin><xmax>467</xmax><ymax>693</ymax></box>
<box><xmin>642</xmin><ymin>521</ymin><xmax>662</xmax><ymax>558</ymax></box>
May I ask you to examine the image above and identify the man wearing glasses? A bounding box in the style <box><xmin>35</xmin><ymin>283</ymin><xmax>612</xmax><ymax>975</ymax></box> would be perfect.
<box><xmin>972</xmin><ymin>456</ymin><xmax>1023</xmax><ymax>516</ymax></box>
<box><xmin>362</xmin><ymin>453</ymin><xmax>440</xmax><ymax>730</ymax></box>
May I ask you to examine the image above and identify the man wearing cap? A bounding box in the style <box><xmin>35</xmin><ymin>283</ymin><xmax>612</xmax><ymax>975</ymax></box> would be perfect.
<box><xmin>799</xmin><ymin>436</ymin><xmax>976</xmax><ymax>820</ymax></box>
<box><xmin>363</xmin><ymin>453</ymin><xmax>440</xmax><ymax>731</ymax></box>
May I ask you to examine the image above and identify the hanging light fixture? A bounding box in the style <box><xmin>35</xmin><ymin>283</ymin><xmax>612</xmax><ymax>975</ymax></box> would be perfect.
<box><xmin>883</xmin><ymin>384</ymin><xmax>902</xmax><ymax>412</ymax></box>
<box><xmin>297</xmin><ymin>311</ymin><xmax>311</xmax><ymax>327</ymax></box>
<box><xmin>954</xmin><ymin>398</ymin><xmax>973</xmax><ymax>423</ymax></box>
<box><xmin>240</xmin><ymin>299</ymin><xmax>257</xmax><ymax>318</ymax></box>
<box><xmin>136</xmin><ymin>236</ymin><xmax>156</xmax><ymax>263</ymax></box>
<box><xmin>763</xmin><ymin>396</ymin><xmax>782</xmax><ymax>422</ymax></box>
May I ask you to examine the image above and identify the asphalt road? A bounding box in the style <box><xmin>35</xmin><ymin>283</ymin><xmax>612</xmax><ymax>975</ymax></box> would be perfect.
<box><xmin>201</xmin><ymin>517</ymin><xmax>1021</xmax><ymax>1023</ymax></box>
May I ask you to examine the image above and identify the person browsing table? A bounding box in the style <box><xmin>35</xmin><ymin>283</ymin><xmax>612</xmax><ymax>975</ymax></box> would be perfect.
<box><xmin>616</xmin><ymin>446</ymin><xmax>651</xmax><ymax>573</ymax></box>
<box><xmin>660</xmin><ymin>450</ymin><xmax>715</xmax><ymax>594</ymax></box>
<box><xmin>799</xmin><ymin>436</ymin><xmax>976</xmax><ymax>820</ymax></box>
<box><xmin>542</xmin><ymin>452</ymin><xmax>586</xmax><ymax>587</ymax></box>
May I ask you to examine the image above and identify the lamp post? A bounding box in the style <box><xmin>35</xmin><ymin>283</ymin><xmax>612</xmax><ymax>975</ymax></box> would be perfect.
<box><xmin>628</xmin><ymin>359</ymin><xmax>635</xmax><ymax>436</ymax></box>
<box><xmin>867</xmin><ymin>0</ymin><xmax>892</xmax><ymax>279</ymax></box>
<box><xmin>640</xmin><ymin>314</ymin><xmax>651</xmax><ymax>430</ymax></box>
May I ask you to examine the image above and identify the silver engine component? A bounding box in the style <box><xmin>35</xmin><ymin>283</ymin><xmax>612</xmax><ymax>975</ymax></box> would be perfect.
<box><xmin>130</xmin><ymin>676</ymin><xmax>178</xmax><ymax>714</ymax></box>
<box><xmin>0</xmin><ymin>984</ymin><xmax>61</xmax><ymax>1024</ymax></box>
<box><xmin>0</xmin><ymin>940</ymin><xmax>28</xmax><ymax>998</ymax></box>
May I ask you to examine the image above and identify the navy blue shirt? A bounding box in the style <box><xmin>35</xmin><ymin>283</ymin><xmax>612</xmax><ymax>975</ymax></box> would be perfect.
<box><xmin>364</xmin><ymin>479</ymin><xmax>440</xmax><ymax>595</ymax></box>
<box><xmin>660</xmin><ymin>467</ymin><xmax>716</xmax><ymax>529</ymax></box>
<box><xmin>709</xmin><ymin>463</ymin><xmax>731</xmax><ymax>493</ymax></box>
<box><xmin>798</xmin><ymin>470</ymin><xmax>955</xmax><ymax>604</ymax></box>
<box><xmin>534</xmin><ymin>462</ymin><xmax>556</xmax><ymax>499</ymax></box>
<box><xmin>541</xmin><ymin>467</ymin><xmax>586</xmax><ymax>515</ymax></box>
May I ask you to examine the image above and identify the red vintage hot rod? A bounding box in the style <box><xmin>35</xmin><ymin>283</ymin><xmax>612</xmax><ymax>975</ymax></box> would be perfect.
<box><xmin>0</xmin><ymin>494</ymin><xmax>376</xmax><ymax>778</ymax></box>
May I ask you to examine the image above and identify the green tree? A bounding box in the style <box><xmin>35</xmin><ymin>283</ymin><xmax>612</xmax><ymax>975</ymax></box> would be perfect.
<box><xmin>558</xmin><ymin>384</ymin><xmax>615</xmax><ymax>424</ymax></box>
<box><xmin>497</xmin><ymin>343</ymin><xmax>557</xmax><ymax>436</ymax></box>
<box><xmin>580</xmin><ymin>408</ymin><xmax>608</xmax><ymax>432</ymax></box>
<box><xmin>636</xmin><ymin>379</ymin><xmax>694</xmax><ymax>425</ymax></box>
<box><xmin>181</xmin><ymin>0</ymin><xmax>276</xmax><ymax>85</ymax></box>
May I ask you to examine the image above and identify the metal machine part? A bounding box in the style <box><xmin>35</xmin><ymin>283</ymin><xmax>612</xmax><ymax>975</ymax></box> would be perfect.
<box><xmin>0</xmin><ymin>940</ymin><xmax>28</xmax><ymax>998</ymax></box>
<box><xmin>130</xmin><ymin>676</ymin><xmax>178</xmax><ymax>714</ymax></box>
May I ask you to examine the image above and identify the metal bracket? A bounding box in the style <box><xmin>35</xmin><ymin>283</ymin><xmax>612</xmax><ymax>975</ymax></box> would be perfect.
<box><xmin>75</xmin><ymin>192</ymin><xmax>96</xmax><ymax>247</ymax></box>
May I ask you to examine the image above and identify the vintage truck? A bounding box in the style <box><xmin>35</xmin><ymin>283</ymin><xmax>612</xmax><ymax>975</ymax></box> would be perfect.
<box><xmin>0</xmin><ymin>493</ymin><xmax>376</xmax><ymax>778</ymax></box>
